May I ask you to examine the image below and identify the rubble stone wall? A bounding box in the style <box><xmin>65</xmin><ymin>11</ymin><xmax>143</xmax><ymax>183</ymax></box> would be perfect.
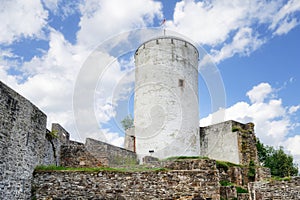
<box><xmin>0</xmin><ymin>81</ymin><xmax>47</xmax><ymax>199</ymax></box>
<box><xmin>33</xmin><ymin>169</ymin><xmax>220</xmax><ymax>200</ymax></box>
<box><xmin>249</xmin><ymin>177</ymin><xmax>300</xmax><ymax>200</ymax></box>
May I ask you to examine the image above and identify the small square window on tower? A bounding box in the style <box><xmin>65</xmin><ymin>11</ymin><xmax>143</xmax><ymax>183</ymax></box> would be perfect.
<box><xmin>178</xmin><ymin>79</ymin><xmax>184</xmax><ymax>87</ymax></box>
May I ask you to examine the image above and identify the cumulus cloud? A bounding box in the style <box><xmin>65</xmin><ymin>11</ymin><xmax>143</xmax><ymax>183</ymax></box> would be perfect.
<box><xmin>246</xmin><ymin>82</ymin><xmax>273</xmax><ymax>103</ymax></box>
<box><xmin>200</xmin><ymin>82</ymin><xmax>300</xmax><ymax>165</ymax></box>
<box><xmin>77</xmin><ymin>0</ymin><xmax>162</xmax><ymax>48</ymax></box>
<box><xmin>166</xmin><ymin>0</ymin><xmax>300</xmax><ymax>62</ymax></box>
<box><xmin>0</xmin><ymin>0</ymin><xmax>48</xmax><ymax>44</ymax></box>
<box><xmin>211</xmin><ymin>27</ymin><xmax>264</xmax><ymax>63</ymax></box>
<box><xmin>270</xmin><ymin>0</ymin><xmax>300</xmax><ymax>34</ymax></box>
<box><xmin>1</xmin><ymin>0</ymin><xmax>300</xmax><ymax>150</ymax></box>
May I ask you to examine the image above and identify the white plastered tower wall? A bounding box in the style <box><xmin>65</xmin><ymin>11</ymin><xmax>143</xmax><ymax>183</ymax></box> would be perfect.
<box><xmin>134</xmin><ymin>36</ymin><xmax>200</xmax><ymax>160</ymax></box>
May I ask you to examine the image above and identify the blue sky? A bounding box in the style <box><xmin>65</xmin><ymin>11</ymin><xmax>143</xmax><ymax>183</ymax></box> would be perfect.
<box><xmin>0</xmin><ymin>0</ymin><xmax>300</xmax><ymax>164</ymax></box>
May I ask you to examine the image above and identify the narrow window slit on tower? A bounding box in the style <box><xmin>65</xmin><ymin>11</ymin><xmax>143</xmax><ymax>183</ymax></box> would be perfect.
<box><xmin>171</xmin><ymin>39</ymin><xmax>174</xmax><ymax>44</ymax></box>
<box><xmin>25</xmin><ymin>132</ymin><xmax>29</xmax><ymax>146</ymax></box>
<box><xmin>179</xmin><ymin>79</ymin><xmax>184</xmax><ymax>87</ymax></box>
<box><xmin>156</xmin><ymin>39</ymin><xmax>159</xmax><ymax>44</ymax></box>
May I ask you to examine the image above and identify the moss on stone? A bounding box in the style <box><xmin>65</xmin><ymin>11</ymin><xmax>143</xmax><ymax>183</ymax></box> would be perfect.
<box><xmin>34</xmin><ymin>165</ymin><xmax>168</xmax><ymax>173</ymax></box>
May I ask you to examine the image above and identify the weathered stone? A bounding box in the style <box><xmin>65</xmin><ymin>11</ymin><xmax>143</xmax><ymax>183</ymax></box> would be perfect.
<box><xmin>134</xmin><ymin>37</ymin><xmax>200</xmax><ymax>160</ymax></box>
<box><xmin>200</xmin><ymin>120</ymin><xmax>258</xmax><ymax>165</ymax></box>
<box><xmin>0</xmin><ymin>81</ymin><xmax>47</xmax><ymax>199</ymax></box>
<box><xmin>60</xmin><ymin>141</ymin><xmax>104</xmax><ymax>167</ymax></box>
<box><xmin>85</xmin><ymin>138</ymin><xmax>138</xmax><ymax>166</ymax></box>
<box><xmin>249</xmin><ymin>177</ymin><xmax>300</xmax><ymax>200</ymax></box>
<box><xmin>220</xmin><ymin>186</ymin><xmax>237</xmax><ymax>199</ymax></box>
<box><xmin>32</xmin><ymin>169</ymin><xmax>220</xmax><ymax>200</ymax></box>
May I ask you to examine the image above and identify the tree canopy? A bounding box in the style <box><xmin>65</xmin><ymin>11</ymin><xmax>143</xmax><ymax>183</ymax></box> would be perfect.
<box><xmin>256</xmin><ymin>139</ymin><xmax>298</xmax><ymax>177</ymax></box>
<box><xmin>121</xmin><ymin>115</ymin><xmax>134</xmax><ymax>130</ymax></box>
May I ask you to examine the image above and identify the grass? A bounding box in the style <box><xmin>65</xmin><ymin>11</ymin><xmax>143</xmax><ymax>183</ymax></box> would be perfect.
<box><xmin>219</xmin><ymin>180</ymin><xmax>249</xmax><ymax>195</ymax></box>
<box><xmin>216</xmin><ymin>160</ymin><xmax>241</xmax><ymax>171</ymax></box>
<box><xmin>236</xmin><ymin>186</ymin><xmax>248</xmax><ymax>194</ymax></box>
<box><xmin>270</xmin><ymin>176</ymin><xmax>291</xmax><ymax>181</ymax></box>
<box><xmin>34</xmin><ymin>165</ymin><xmax>168</xmax><ymax>172</ymax></box>
<box><xmin>219</xmin><ymin>180</ymin><xmax>234</xmax><ymax>186</ymax></box>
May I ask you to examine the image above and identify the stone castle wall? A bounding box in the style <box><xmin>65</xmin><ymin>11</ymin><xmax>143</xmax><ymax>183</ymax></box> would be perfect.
<box><xmin>200</xmin><ymin>120</ymin><xmax>240</xmax><ymax>164</ymax></box>
<box><xmin>85</xmin><ymin>138</ymin><xmax>138</xmax><ymax>166</ymax></box>
<box><xmin>200</xmin><ymin>120</ymin><xmax>258</xmax><ymax>165</ymax></box>
<box><xmin>32</xmin><ymin>159</ymin><xmax>220</xmax><ymax>200</ymax></box>
<box><xmin>60</xmin><ymin>140</ymin><xmax>103</xmax><ymax>168</ymax></box>
<box><xmin>0</xmin><ymin>81</ymin><xmax>48</xmax><ymax>199</ymax></box>
<box><xmin>0</xmin><ymin>81</ymin><xmax>137</xmax><ymax>199</ymax></box>
<box><xmin>249</xmin><ymin>177</ymin><xmax>300</xmax><ymax>199</ymax></box>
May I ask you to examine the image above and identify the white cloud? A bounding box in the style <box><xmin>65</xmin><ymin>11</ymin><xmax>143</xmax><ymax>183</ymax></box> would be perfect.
<box><xmin>168</xmin><ymin>0</ymin><xmax>249</xmax><ymax>45</ymax></box>
<box><xmin>284</xmin><ymin>135</ymin><xmax>300</xmax><ymax>168</ymax></box>
<box><xmin>166</xmin><ymin>0</ymin><xmax>300</xmax><ymax>62</ymax></box>
<box><xmin>211</xmin><ymin>27</ymin><xmax>264</xmax><ymax>63</ymax></box>
<box><xmin>289</xmin><ymin>105</ymin><xmax>300</xmax><ymax>114</ymax></box>
<box><xmin>77</xmin><ymin>0</ymin><xmax>162</xmax><ymax>48</ymax></box>
<box><xmin>42</xmin><ymin>0</ymin><xmax>81</xmax><ymax>19</ymax></box>
<box><xmin>102</xmin><ymin>129</ymin><xmax>125</xmax><ymax>147</ymax></box>
<box><xmin>42</xmin><ymin>0</ymin><xmax>60</xmax><ymax>12</ymax></box>
<box><xmin>269</xmin><ymin>0</ymin><xmax>300</xmax><ymax>31</ymax></box>
<box><xmin>200</xmin><ymin>82</ymin><xmax>300</xmax><ymax>165</ymax></box>
<box><xmin>274</xmin><ymin>18</ymin><xmax>299</xmax><ymax>35</ymax></box>
<box><xmin>1</xmin><ymin>0</ymin><xmax>300</xmax><ymax>151</ymax></box>
<box><xmin>0</xmin><ymin>0</ymin><xmax>48</xmax><ymax>44</ymax></box>
<box><xmin>246</xmin><ymin>82</ymin><xmax>272</xmax><ymax>103</ymax></box>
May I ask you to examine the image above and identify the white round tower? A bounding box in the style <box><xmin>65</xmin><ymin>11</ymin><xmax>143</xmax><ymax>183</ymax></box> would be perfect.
<box><xmin>134</xmin><ymin>36</ymin><xmax>199</xmax><ymax>160</ymax></box>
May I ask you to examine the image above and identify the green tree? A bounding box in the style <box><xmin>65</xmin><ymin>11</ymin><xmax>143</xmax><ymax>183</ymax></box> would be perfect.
<box><xmin>256</xmin><ymin>139</ymin><xmax>298</xmax><ymax>177</ymax></box>
<box><xmin>121</xmin><ymin>115</ymin><xmax>133</xmax><ymax>130</ymax></box>
<box><xmin>256</xmin><ymin>139</ymin><xmax>268</xmax><ymax>164</ymax></box>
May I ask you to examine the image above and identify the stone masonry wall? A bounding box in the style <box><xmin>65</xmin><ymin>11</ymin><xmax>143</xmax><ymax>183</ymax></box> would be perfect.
<box><xmin>0</xmin><ymin>81</ymin><xmax>47</xmax><ymax>199</ymax></box>
<box><xmin>85</xmin><ymin>138</ymin><xmax>138</xmax><ymax>166</ymax></box>
<box><xmin>33</xmin><ymin>159</ymin><xmax>220</xmax><ymax>200</ymax></box>
<box><xmin>200</xmin><ymin>120</ymin><xmax>258</xmax><ymax>165</ymax></box>
<box><xmin>42</xmin><ymin>129</ymin><xmax>57</xmax><ymax>166</ymax></box>
<box><xmin>249</xmin><ymin>177</ymin><xmax>300</xmax><ymax>200</ymax></box>
<box><xmin>234</xmin><ymin>121</ymin><xmax>258</xmax><ymax>165</ymax></box>
<box><xmin>49</xmin><ymin>123</ymin><xmax>70</xmax><ymax>166</ymax></box>
<box><xmin>60</xmin><ymin>141</ymin><xmax>103</xmax><ymax>167</ymax></box>
<box><xmin>200</xmin><ymin>120</ymin><xmax>240</xmax><ymax>164</ymax></box>
<box><xmin>124</xmin><ymin>127</ymin><xmax>135</xmax><ymax>152</ymax></box>
<box><xmin>218</xmin><ymin>166</ymin><xmax>271</xmax><ymax>187</ymax></box>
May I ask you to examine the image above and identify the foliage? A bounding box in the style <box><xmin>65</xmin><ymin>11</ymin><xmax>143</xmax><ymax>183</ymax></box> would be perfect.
<box><xmin>219</xmin><ymin>180</ymin><xmax>233</xmax><ymax>186</ymax></box>
<box><xmin>236</xmin><ymin>186</ymin><xmax>248</xmax><ymax>193</ymax></box>
<box><xmin>256</xmin><ymin>139</ymin><xmax>298</xmax><ymax>177</ymax></box>
<box><xmin>46</xmin><ymin>130</ymin><xmax>58</xmax><ymax>140</ymax></box>
<box><xmin>35</xmin><ymin>165</ymin><xmax>115</xmax><ymax>172</ymax></box>
<box><xmin>270</xmin><ymin>176</ymin><xmax>291</xmax><ymax>181</ymax></box>
<box><xmin>216</xmin><ymin>160</ymin><xmax>241</xmax><ymax>172</ymax></box>
<box><xmin>121</xmin><ymin>115</ymin><xmax>134</xmax><ymax>130</ymax></box>
<box><xmin>232</xmin><ymin>126</ymin><xmax>251</xmax><ymax>133</ymax></box>
<box><xmin>34</xmin><ymin>165</ymin><xmax>167</xmax><ymax>172</ymax></box>
<box><xmin>247</xmin><ymin>160</ymin><xmax>256</xmax><ymax>180</ymax></box>
<box><xmin>256</xmin><ymin>139</ymin><xmax>268</xmax><ymax>164</ymax></box>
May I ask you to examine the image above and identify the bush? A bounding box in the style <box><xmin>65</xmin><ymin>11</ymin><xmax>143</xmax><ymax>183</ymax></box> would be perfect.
<box><xmin>219</xmin><ymin>180</ymin><xmax>233</xmax><ymax>186</ymax></box>
<box><xmin>236</xmin><ymin>186</ymin><xmax>248</xmax><ymax>193</ymax></box>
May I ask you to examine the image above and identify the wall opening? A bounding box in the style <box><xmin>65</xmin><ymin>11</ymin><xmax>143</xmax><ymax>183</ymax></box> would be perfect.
<box><xmin>178</xmin><ymin>79</ymin><xmax>184</xmax><ymax>87</ymax></box>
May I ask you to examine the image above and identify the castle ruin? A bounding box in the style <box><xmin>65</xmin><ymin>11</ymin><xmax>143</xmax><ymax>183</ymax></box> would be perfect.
<box><xmin>0</xmin><ymin>35</ymin><xmax>299</xmax><ymax>199</ymax></box>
